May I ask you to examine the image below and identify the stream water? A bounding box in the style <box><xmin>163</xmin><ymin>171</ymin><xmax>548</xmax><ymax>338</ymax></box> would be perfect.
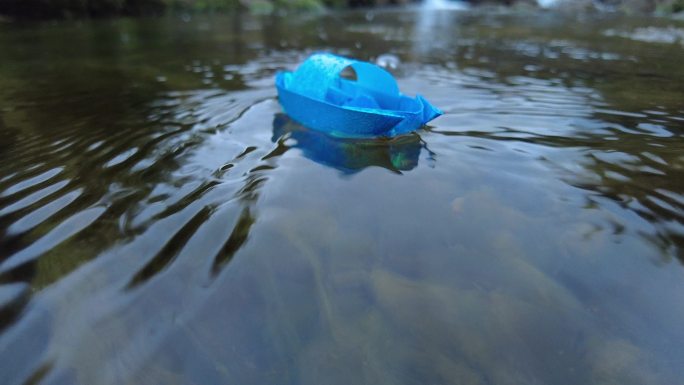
<box><xmin>1</xmin><ymin>8</ymin><xmax>684</xmax><ymax>385</ymax></box>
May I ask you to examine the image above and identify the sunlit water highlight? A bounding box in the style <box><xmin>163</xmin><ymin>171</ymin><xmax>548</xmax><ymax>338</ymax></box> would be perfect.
<box><xmin>1</xmin><ymin>9</ymin><xmax>684</xmax><ymax>385</ymax></box>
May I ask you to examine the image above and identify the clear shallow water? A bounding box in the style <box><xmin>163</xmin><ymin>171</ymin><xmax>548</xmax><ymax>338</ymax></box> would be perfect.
<box><xmin>1</xmin><ymin>9</ymin><xmax>684</xmax><ymax>385</ymax></box>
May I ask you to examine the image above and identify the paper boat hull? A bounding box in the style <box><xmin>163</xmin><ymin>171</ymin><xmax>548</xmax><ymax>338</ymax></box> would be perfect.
<box><xmin>274</xmin><ymin>54</ymin><xmax>442</xmax><ymax>138</ymax></box>
<box><xmin>276</xmin><ymin>74</ymin><xmax>404</xmax><ymax>138</ymax></box>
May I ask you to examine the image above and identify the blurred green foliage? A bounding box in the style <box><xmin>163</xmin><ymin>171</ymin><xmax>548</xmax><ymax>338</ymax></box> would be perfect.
<box><xmin>0</xmin><ymin>0</ymin><xmax>324</xmax><ymax>19</ymax></box>
<box><xmin>0</xmin><ymin>0</ymin><xmax>164</xmax><ymax>18</ymax></box>
<box><xmin>658</xmin><ymin>0</ymin><xmax>684</xmax><ymax>13</ymax></box>
<box><xmin>0</xmin><ymin>0</ymin><xmax>682</xmax><ymax>19</ymax></box>
<box><xmin>166</xmin><ymin>0</ymin><xmax>241</xmax><ymax>12</ymax></box>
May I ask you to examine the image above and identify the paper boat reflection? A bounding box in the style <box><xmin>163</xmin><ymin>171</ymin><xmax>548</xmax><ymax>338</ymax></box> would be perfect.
<box><xmin>272</xmin><ymin>114</ymin><xmax>422</xmax><ymax>174</ymax></box>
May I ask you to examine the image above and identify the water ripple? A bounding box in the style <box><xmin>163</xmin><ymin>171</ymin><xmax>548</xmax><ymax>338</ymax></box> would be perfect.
<box><xmin>1</xmin><ymin>10</ymin><xmax>684</xmax><ymax>385</ymax></box>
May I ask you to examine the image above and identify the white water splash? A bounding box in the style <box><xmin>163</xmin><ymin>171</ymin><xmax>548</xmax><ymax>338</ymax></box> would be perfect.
<box><xmin>422</xmin><ymin>0</ymin><xmax>468</xmax><ymax>11</ymax></box>
<box><xmin>537</xmin><ymin>0</ymin><xmax>558</xmax><ymax>7</ymax></box>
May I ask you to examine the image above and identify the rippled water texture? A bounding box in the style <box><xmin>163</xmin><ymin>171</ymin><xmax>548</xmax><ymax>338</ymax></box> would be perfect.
<box><xmin>1</xmin><ymin>9</ymin><xmax>684</xmax><ymax>385</ymax></box>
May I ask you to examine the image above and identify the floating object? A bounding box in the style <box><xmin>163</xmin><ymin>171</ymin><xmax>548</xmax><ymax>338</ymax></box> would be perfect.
<box><xmin>275</xmin><ymin>53</ymin><xmax>442</xmax><ymax>138</ymax></box>
<box><xmin>375</xmin><ymin>53</ymin><xmax>401</xmax><ymax>71</ymax></box>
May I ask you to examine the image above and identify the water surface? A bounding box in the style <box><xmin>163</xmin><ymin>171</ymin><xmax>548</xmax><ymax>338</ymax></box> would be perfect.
<box><xmin>1</xmin><ymin>9</ymin><xmax>684</xmax><ymax>385</ymax></box>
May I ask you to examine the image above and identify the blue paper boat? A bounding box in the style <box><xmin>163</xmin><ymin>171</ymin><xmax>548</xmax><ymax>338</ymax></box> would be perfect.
<box><xmin>275</xmin><ymin>53</ymin><xmax>442</xmax><ymax>138</ymax></box>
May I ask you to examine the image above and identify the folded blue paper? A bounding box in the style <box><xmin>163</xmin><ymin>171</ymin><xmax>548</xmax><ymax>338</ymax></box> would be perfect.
<box><xmin>275</xmin><ymin>53</ymin><xmax>442</xmax><ymax>138</ymax></box>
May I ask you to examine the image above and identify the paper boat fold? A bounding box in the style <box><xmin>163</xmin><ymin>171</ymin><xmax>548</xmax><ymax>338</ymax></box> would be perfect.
<box><xmin>275</xmin><ymin>53</ymin><xmax>442</xmax><ymax>138</ymax></box>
